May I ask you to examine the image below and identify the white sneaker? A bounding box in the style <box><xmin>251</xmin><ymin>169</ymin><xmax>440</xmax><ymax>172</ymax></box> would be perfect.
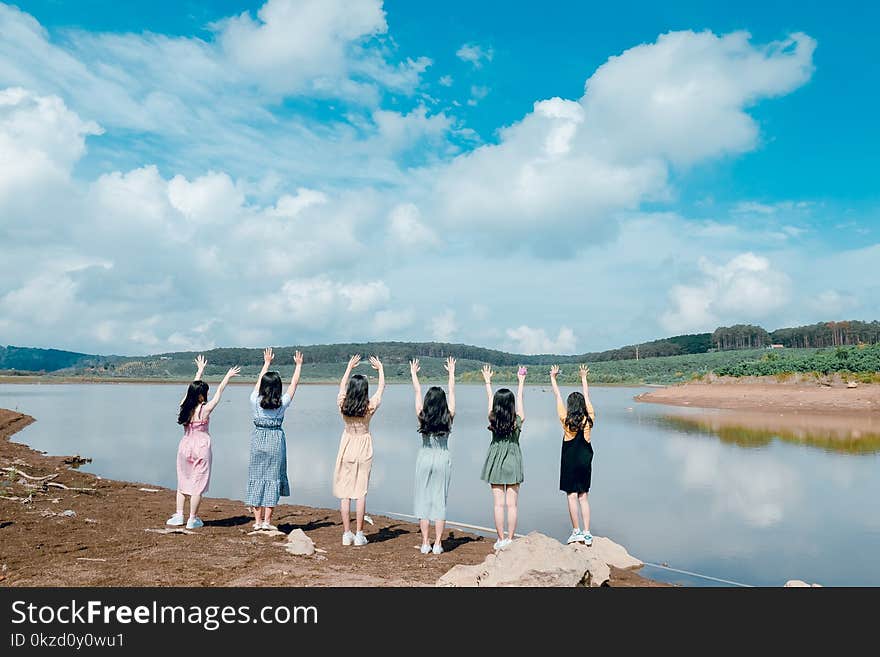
<box><xmin>253</xmin><ymin>522</ymin><xmax>262</xmax><ymax>531</ymax></box>
<box><xmin>493</xmin><ymin>538</ymin><xmax>504</xmax><ymax>550</ymax></box>
<box><xmin>166</xmin><ymin>512</ymin><xmax>185</xmax><ymax>526</ymax></box>
<box><xmin>261</xmin><ymin>522</ymin><xmax>277</xmax><ymax>532</ymax></box>
<box><xmin>185</xmin><ymin>517</ymin><xmax>204</xmax><ymax>530</ymax></box>
<box><xmin>342</xmin><ymin>531</ymin><xmax>355</xmax><ymax>546</ymax></box>
<box><xmin>432</xmin><ymin>543</ymin><xmax>444</xmax><ymax>555</ymax></box>
<box><xmin>499</xmin><ymin>538</ymin><xmax>513</xmax><ymax>549</ymax></box>
<box><xmin>580</xmin><ymin>530</ymin><xmax>593</xmax><ymax>547</ymax></box>
<box><xmin>567</xmin><ymin>528</ymin><xmax>585</xmax><ymax>544</ymax></box>
<box><xmin>420</xmin><ymin>544</ymin><xmax>431</xmax><ymax>554</ymax></box>
<box><xmin>353</xmin><ymin>531</ymin><xmax>368</xmax><ymax>546</ymax></box>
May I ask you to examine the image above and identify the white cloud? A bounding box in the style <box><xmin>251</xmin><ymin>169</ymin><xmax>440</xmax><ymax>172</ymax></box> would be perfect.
<box><xmin>506</xmin><ymin>326</ymin><xmax>577</xmax><ymax>354</ymax></box>
<box><xmin>466</xmin><ymin>85</ymin><xmax>490</xmax><ymax>106</ymax></box>
<box><xmin>661</xmin><ymin>252</ymin><xmax>791</xmax><ymax>333</ymax></box>
<box><xmin>438</xmin><ymin>75</ymin><xmax>453</xmax><ymax>87</ymax></box>
<box><xmin>251</xmin><ymin>277</ymin><xmax>390</xmax><ymax>328</ymax></box>
<box><xmin>808</xmin><ymin>290</ymin><xmax>859</xmax><ymax>317</ymax></box>
<box><xmin>456</xmin><ymin>43</ymin><xmax>493</xmax><ymax>67</ymax></box>
<box><xmin>387</xmin><ymin>202</ymin><xmax>438</xmax><ymax>247</ymax></box>
<box><xmin>430</xmin><ymin>309</ymin><xmax>457</xmax><ymax>342</ymax></box>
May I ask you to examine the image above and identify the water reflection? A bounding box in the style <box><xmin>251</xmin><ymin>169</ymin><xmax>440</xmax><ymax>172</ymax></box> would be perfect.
<box><xmin>656</xmin><ymin>411</ymin><xmax>880</xmax><ymax>455</ymax></box>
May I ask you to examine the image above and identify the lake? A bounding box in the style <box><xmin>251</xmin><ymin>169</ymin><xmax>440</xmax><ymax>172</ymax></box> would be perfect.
<box><xmin>2</xmin><ymin>382</ymin><xmax>879</xmax><ymax>586</ymax></box>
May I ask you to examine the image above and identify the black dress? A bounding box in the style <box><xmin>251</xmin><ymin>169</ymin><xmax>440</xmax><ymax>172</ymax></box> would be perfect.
<box><xmin>559</xmin><ymin>426</ymin><xmax>593</xmax><ymax>494</ymax></box>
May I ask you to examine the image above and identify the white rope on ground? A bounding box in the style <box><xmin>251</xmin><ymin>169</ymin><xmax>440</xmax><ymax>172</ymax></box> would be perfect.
<box><xmin>376</xmin><ymin>509</ymin><xmax>753</xmax><ymax>588</ymax></box>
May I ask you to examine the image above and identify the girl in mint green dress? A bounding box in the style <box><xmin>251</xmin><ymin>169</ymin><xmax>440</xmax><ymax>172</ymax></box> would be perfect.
<box><xmin>480</xmin><ymin>365</ymin><xmax>527</xmax><ymax>551</ymax></box>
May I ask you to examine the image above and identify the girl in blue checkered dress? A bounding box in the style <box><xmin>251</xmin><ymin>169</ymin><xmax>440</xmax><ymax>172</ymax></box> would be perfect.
<box><xmin>246</xmin><ymin>347</ymin><xmax>303</xmax><ymax>531</ymax></box>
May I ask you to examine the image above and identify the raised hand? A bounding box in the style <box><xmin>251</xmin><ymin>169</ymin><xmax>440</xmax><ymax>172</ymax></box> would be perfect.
<box><xmin>579</xmin><ymin>364</ymin><xmax>590</xmax><ymax>379</ymax></box>
<box><xmin>410</xmin><ymin>358</ymin><xmax>420</xmax><ymax>377</ymax></box>
<box><xmin>294</xmin><ymin>350</ymin><xmax>304</xmax><ymax>366</ymax></box>
<box><xmin>517</xmin><ymin>366</ymin><xmax>527</xmax><ymax>383</ymax></box>
<box><xmin>226</xmin><ymin>366</ymin><xmax>241</xmax><ymax>378</ymax></box>
<box><xmin>347</xmin><ymin>354</ymin><xmax>362</xmax><ymax>370</ymax></box>
<box><xmin>444</xmin><ymin>356</ymin><xmax>456</xmax><ymax>374</ymax></box>
<box><xmin>369</xmin><ymin>356</ymin><xmax>383</xmax><ymax>371</ymax></box>
<box><xmin>195</xmin><ymin>354</ymin><xmax>207</xmax><ymax>370</ymax></box>
<box><xmin>550</xmin><ymin>364</ymin><xmax>560</xmax><ymax>379</ymax></box>
<box><xmin>481</xmin><ymin>364</ymin><xmax>493</xmax><ymax>384</ymax></box>
<box><xmin>263</xmin><ymin>347</ymin><xmax>274</xmax><ymax>367</ymax></box>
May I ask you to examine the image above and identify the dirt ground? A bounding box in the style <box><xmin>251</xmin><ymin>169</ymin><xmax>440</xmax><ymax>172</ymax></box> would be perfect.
<box><xmin>0</xmin><ymin>409</ymin><xmax>661</xmax><ymax>587</ymax></box>
<box><xmin>636</xmin><ymin>380</ymin><xmax>880</xmax><ymax>414</ymax></box>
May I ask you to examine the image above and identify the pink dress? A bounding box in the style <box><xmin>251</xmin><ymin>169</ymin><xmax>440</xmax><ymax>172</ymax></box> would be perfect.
<box><xmin>176</xmin><ymin>404</ymin><xmax>212</xmax><ymax>495</ymax></box>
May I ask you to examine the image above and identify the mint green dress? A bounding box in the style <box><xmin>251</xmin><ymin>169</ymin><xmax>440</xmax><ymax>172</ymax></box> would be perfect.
<box><xmin>480</xmin><ymin>416</ymin><xmax>524</xmax><ymax>485</ymax></box>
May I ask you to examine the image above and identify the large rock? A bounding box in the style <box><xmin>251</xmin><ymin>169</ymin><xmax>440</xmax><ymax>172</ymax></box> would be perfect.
<box><xmin>784</xmin><ymin>580</ymin><xmax>823</xmax><ymax>587</ymax></box>
<box><xmin>590</xmin><ymin>535</ymin><xmax>642</xmax><ymax>570</ymax></box>
<box><xmin>438</xmin><ymin>532</ymin><xmax>616</xmax><ymax>587</ymax></box>
<box><xmin>285</xmin><ymin>528</ymin><xmax>316</xmax><ymax>556</ymax></box>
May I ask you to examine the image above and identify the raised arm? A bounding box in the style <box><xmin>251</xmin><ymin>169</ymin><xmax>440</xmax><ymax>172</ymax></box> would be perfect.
<box><xmin>445</xmin><ymin>356</ymin><xmax>456</xmax><ymax>417</ymax></box>
<box><xmin>516</xmin><ymin>366</ymin><xmax>526</xmax><ymax>422</ymax></box>
<box><xmin>287</xmin><ymin>350</ymin><xmax>303</xmax><ymax>400</ymax></box>
<box><xmin>253</xmin><ymin>347</ymin><xmax>274</xmax><ymax>396</ymax></box>
<box><xmin>204</xmin><ymin>366</ymin><xmax>240</xmax><ymax>414</ymax></box>
<box><xmin>410</xmin><ymin>359</ymin><xmax>422</xmax><ymax>416</ymax></box>
<box><xmin>181</xmin><ymin>355</ymin><xmax>207</xmax><ymax>405</ymax></box>
<box><xmin>550</xmin><ymin>364</ymin><xmax>565</xmax><ymax>407</ymax></box>
<box><xmin>579</xmin><ymin>364</ymin><xmax>594</xmax><ymax>418</ymax></box>
<box><xmin>369</xmin><ymin>356</ymin><xmax>385</xmax><ymax>410</ymax></box>
<box><xmin>481</xmin><ymin>364</ymin><xmax>494</xmax><ymax>414</ymax></box>
<box><xmin>339</xmin><ymin>354</ymin><xmax>361</xmax><ymax>400</ymax></box>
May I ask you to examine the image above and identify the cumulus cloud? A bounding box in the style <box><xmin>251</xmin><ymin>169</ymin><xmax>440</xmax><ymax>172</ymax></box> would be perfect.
<box><xmin>430</xmin><ymin>309</ymin><xmax>458</xmax><ymax>342</ymax></box>
<box><xmin>506</xmin><ymin>326</ymin><xmax>577</xmax><ymax>355</ymax></box>
<box><xmin>456</xmin><ymin>43</ymin><xmax>493</xmax><ymax>67</ymax></box>
<box><xmin>387</xmin><ymin>203</ymin><xmax>439</xmax><ymax>247</ymax></box>
<box><xmin>661</xmin><ymin>253</ymin><xmax>791</xmax><ymax>333</ymax></box>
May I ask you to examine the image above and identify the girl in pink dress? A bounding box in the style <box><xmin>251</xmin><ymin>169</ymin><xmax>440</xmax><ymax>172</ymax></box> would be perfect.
<box><xmin>167</xmin><ymin>355</ymin><xmax>240</xmax><ymax>530</ymax></box>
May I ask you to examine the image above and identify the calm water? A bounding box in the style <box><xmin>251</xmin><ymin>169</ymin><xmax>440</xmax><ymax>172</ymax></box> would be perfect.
<box><xmin>2</xmin><ymin>383</ymin><xmax>879</xmax><ymax>587</ymax></box>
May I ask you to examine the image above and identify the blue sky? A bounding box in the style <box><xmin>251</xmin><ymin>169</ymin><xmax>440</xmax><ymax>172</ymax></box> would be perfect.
<box><xmin>1</xmin><ymin>0</ymin><xmax>878</xmax><ymax>355</ymax></box>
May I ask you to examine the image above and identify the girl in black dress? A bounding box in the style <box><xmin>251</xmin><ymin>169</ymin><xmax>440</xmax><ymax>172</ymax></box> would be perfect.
<box><xmin>550</xmin><ymin>364</ymin><xmax>595</xmax><ymax>546</ymax></box>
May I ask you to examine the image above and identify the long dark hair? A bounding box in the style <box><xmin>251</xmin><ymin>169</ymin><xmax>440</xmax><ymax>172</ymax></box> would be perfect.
<box><xmin>178</xmin><ymin>380</ymin><xmax>208</xmax><ymax>425</ymax></box>
<box><xmin>418</xmin><ymin>386</ymin><xmax>452</xmax><ymax>435</ymax></box>
<box><xmin>341</xmin><ymin>374</ymin><xmax>369</xmax><ymax>417</ymax></box>
<box><xmin>565</xmin><ymin>391</ymin><xmax>593</xmax><ymax>432</ymax></box>
<box><xmin>488</xmin><ymin>388</ymin><xmax>516</xmax><ymax>437</ymax></box>
<box><xmin>259</xmin><ymin>371</ymin><xmax>283</xmax><ymax>410</ymax></box>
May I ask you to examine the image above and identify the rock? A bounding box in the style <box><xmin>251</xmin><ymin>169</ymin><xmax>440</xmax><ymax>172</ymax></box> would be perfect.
<box><xmin>784</xmin><ymin>579</ymin><xmax>823</xmax><ymax>587</ymax></box>
<box><xmin>61</xmin><ymin>510</ymin><xmax>76</xmax><ymax>517</ymax></box>
<box><xmin>285</xmin><ymin>528</ymin><xmax>315</xmax><ymax>556</ymax></box>
<box><xmin>437</xmin><ymin>532</ymin><xmax>612</xmax><ymax>587</ymax></box>
<box><xmin>589</xmin><ymin>536</ymin><xmax>643</xmax><ymax>570</ymax></box>
<box><xmin>847</xmin><ymin>381</ymin><xmax>859</xmax><ymax>389</ymax></box>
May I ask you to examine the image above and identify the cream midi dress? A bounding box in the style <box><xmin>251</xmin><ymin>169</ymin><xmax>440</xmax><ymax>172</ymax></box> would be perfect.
<box><xmin>332</xmin><ymin>392</ymin><xmax>379</xmax><ymax>499</ymax></box>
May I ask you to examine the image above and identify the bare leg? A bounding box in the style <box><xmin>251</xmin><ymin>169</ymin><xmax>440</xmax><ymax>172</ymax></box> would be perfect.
<box><xmin>491</xmin><ymin>485</ymin><xmax>506</xmax><ymax>540</ymax></box>
<box><xmin>505</xmin><ymin>485</ymin><xmax>519</xmax><ymax>540</ymax></box>
<box><xmin>434</xmin><ymin>520</ymin><xmax>446</xmax><ymax>548</ymax></box>
<box><xmin>175</xmin><ymin>491</ymin><xmax>185</xmax><ymax>515</ymax></box>
<box><xmin>254</xmin><ymin>506</ymin><xmax>263</xmax><ymax>526</ymax></box>
<box><xmin>189</xmin><ymin>493</ymin><xmax>201</xmax><ymax>520</ymax></box>
<box><xmin>419</xmin><ymin>519</ymin><xmax>430</xmax><ymax>546</ymax></box>
<box><xmin>567</xmin><ymin>493</ymin><xmax>580</xmax><ymax>530</ymax></box>
<box><xmin>577</xmin><ymin>492</ymin><xmax>591</xmax><ymax>532</ymax></box>
<box><xmin>264</xmin><ymin>507</ymin><xmax>273</xmax><ymax>526</ymax></box>
<box><xmin>355</xmin><ymin>497</ymin><xmax>366</xmax><ymax>533</ymax></box>
<box><xmin>340</xmin><ymin>498</ymin><xmax>351</xmax><ymax>533</ymax></box>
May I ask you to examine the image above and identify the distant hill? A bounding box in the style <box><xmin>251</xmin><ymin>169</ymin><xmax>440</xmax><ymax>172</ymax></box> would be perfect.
<box><xmin>3</xmin><ymin>319</ymin><xmax>877</xmax><ymax>380</ymax></box>
<box><xmin>0</xmin><ymin>345</ymin><xmax>106</xmax><ymax>373</ymax></box>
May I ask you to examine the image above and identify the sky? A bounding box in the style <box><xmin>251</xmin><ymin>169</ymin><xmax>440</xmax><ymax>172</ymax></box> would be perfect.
<box><xmin>0</xmin><ymin>0</ymin><xmax>878</xmax><ymax>356</ymax></box>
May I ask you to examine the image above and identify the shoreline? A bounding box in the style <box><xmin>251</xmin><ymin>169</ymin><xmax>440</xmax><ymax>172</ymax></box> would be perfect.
<box><xmin>635</xmin><ymin>379</ymin><xmax>880</xmax><ymax>415</ymax></box>
<box><xmin>0</xmin><ymin>376</ymin><xmax>647</xmax><ymax>387</ymax></box>
<box><xmin>0</xmin><ymin>408</ymin><xmax>661</xmax><ymax>587</ymax></box>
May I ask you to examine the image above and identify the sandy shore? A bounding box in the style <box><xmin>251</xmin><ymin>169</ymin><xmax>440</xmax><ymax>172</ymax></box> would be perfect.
<box><xmin>0</xmin><ymin>409</ymin><xmax>660</xmax><ymax>587</ymax></box>
<box><xmin>636</xmin><ymin>380</ymin><xmax>880</xmax><ymax>414</ymax></box>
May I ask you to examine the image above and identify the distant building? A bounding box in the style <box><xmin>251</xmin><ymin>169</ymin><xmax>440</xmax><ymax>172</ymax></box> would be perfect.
<box><xmin>769</xmin><ymin>344</ymin><xmax>785</xmax><ymax>349</ymax></box>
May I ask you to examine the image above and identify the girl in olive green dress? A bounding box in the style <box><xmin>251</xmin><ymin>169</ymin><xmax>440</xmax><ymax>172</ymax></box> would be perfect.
<box><xmin>480</xmin><ymin>364</ymin><xmax>526</xmax><ymax>550</ymax></box>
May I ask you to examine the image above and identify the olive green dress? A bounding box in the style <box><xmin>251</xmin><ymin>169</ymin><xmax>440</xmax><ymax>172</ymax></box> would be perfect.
<box><xmin>480</xmin><ymin>416</ymin><xmax>524</xmax><ymax>485</ymax></box>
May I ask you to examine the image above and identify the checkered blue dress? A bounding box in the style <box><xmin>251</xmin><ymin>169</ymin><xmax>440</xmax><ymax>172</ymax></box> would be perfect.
<box><xmin>246</xmin><ymin>391</ymin><xmax>291</xmax><ymax>507</ymax></box>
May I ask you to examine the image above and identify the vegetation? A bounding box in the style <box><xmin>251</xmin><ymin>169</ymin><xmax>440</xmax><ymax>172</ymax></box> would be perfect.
<box><xmin>3</xmin><ymin>319</ymin><xmax>879</xmax><ymax>385</ymax></box>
